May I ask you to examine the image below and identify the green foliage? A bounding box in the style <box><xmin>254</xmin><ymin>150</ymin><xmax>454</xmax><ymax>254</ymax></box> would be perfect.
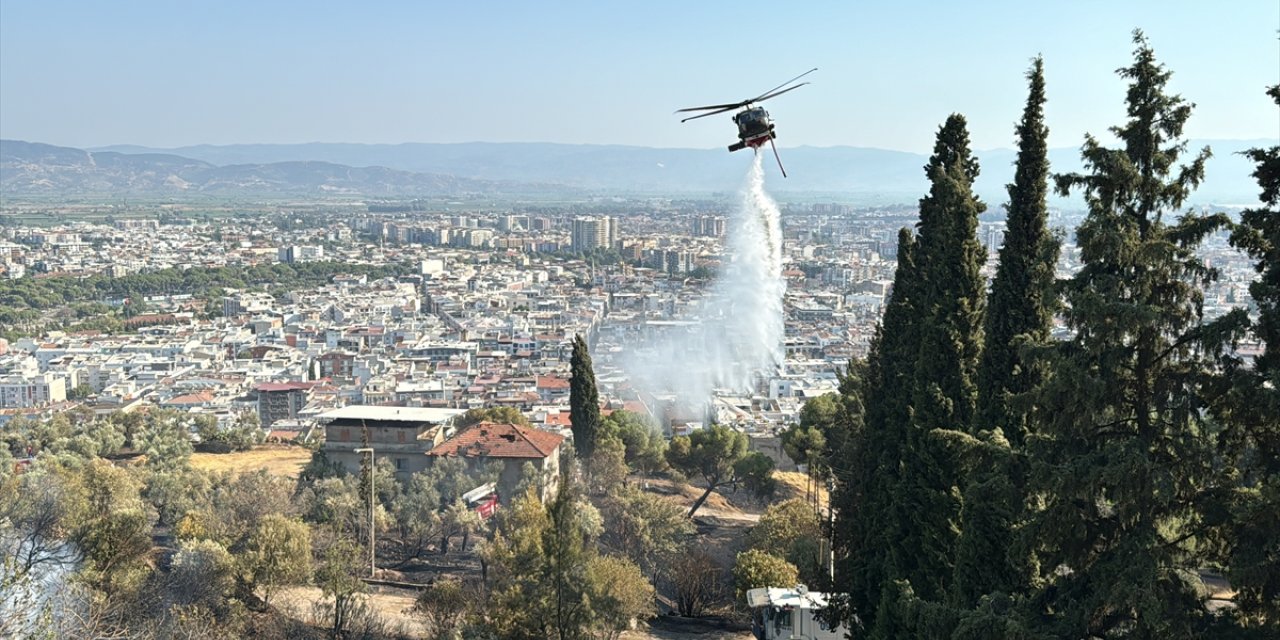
<box><xmin>302</xmin><ymin>475</ymin><xmax>365</xmax><ymax>537</ymax></box>
<box><xmin>66</xmin><ymin>384</ymin><xmax>95</xmax><ymax>400</ymax></box>
<box><xmin>391</xmin><ymin>472</ymin><xmax>444</xmax><ymax>559</ymax></box>
<box><xmin>301</xmin><ymin>449</ymin><xmax>345</xmax><ymax>481</ymax></box>
<box><xmin>570</xmin><ymin>334</ymin><xmax>602</xmax><ymax>460</ymax></box>
<box><xmin>1</xmin><ymin>412</ymin><xmax>124</xmax><ymax>461</ymax></box>
<box><xmin>1219</xmin><ymin>85</ymin><xmax>1280</xmax><ymax>628</ymax></box>
<box><xmin>749</xmin><ymin>499</ymin><xmax>826</xmax><ymax>587</ymax></box>
<box><xmin>75</xmin><ymin>508</ymin><xmax>153</xmax><ymax>596</ymax></box>
<box><xmin>238</xmin><ymin>514</ymin><xmax>312</xmax><ymax>607</ymax></box>
<box><xmin>781</xmin><ymin>421</ymin><xmax>826</xmax><ymax>473</ymax></box>
<box><xmin>134</xmin><ymin>409</ymin><xmax>195</xmax><ymax>471</ymax></box>
<box><xmin>732</xmin><ymin>550</ymin><xmax>799</xmax><ymax>605</ymax></box>
<box><xmin>831</xmin><ymin>109</ymin><xmax>991</xmax><ymax>633</ymax></box>
<box><xmin>414</xmin><ymin>578</ymin><xmax>472</xmax><ymax>640</ymax></box>
<box><xmin>196</xmin><ymin>412</ymin><xmax>262</xmax><ymax>453</ymax></box>
<box><xmin>479</xmin><ymin>474</ymin><xmax>651</xmax><ymax>639</ymax></box>
<box><xmin>947</xmin><ymin>59</ymin><xmax>1055</xmax><ymax>615</ymax></box>
<box><xmin>144</xmin><ymin>467</ymin><xmax>213</xmax><ymax>528</ymax></box>
<box><xmin>599</xmin><ymin>484</ymin><xmax>694</xmax><ymax>578</ymax></box>
<box><xmin>600</xmin><ymin>410</ymin><xmax>666</xmax><ymax>474</ymax></box>
<box><xmin>833</xmin><ymin>231</ymin><xmax>920</xmax><ymax>629</ymax></box>
<box><xmin>1025</xmin><ymin>31</ymin><xmax>1229</xmax><ymax>637</ymax></box>
<box><xmin>313</xmin><ymin>539</ymin><xmax>369</xmax><ymax>639</ymax></box>
<box><xmin>586</xmin><ymin>434</ymin><xmax>629</xmax><ymax>495</ymax></box>
<box><xmin>976</xmin><ymin>56</ymin><xmax>1058</xmax><ymax>444</ymax></box>
<box><xmin>666</xmin><ymin>424</ymin><xmax>771</xmax><ymax>517</ymax></box>
<box><xmin>912</xmin><ymin>112</ymin><xmax>986</xmax><ymax>436</ymax></box>
<box><xmin>457</xmin><ymin>406</ymin><xmax>531</xmax><ymax>428</ymax></box>
<box><xmin>169</xmin><ymin>539</ymin><xmax>237</xmax><ymax>608</ymax></box>
<box><xmin>733</xmin><ymin>452</ymin><xmax>777</xmax><ymax>499</ymax></box>
<box><xmin>440</xmin><ymin>498</ymin><xmax>483</xmax><ymax>555</ymax></box>
<box><xmin>585</xmin><ymin>554</ymin><xmax>656</xmax><ymax>640</ymax></box>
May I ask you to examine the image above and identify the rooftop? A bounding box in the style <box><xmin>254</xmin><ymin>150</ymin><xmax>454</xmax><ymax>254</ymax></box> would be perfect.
<box><xmin>427</xmin><ymin>421</ymin><xmax>564</xmax><ymax>459</ymax></box>
<box><xmin>746</xmin><ymin>585</ymin><xmax>833</xmax><ymax>610</ymax></box>
<box><xmin>319</xmin><ymin>405</ymin><xmax>465</xmax><ymax>424</ymax></box>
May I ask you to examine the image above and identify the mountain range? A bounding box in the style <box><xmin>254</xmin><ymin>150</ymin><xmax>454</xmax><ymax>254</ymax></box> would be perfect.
<box><xmin>2</xmin><ymin>138</ymin><xmax>1268</xmax><ymax>206</ymax></box>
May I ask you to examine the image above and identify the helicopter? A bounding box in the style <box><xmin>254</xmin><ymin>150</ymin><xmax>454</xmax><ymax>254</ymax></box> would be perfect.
<box><xmin>676</xmin><ymin>68</ymin><xmax>816</xmax><ymax>177</ymax></box>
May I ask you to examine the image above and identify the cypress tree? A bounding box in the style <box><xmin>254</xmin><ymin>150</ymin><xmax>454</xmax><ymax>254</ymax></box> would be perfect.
<box><xmin>1220</xmin><ymin>85</ymin><xmax>1280</xmax><ymax>627</ymax></box>
<box><xmin>832</xmin><ymin>228</ymin><xmax>920</xmax><ymax>631</ymax></box>
<box><xmin>1024</xmin><ymin>31</ymin><xmax>1228</xmax><ymax>637</ymax></box>
<box><xmin>912</xmin><ymin>113</ymin><xmax>987</xmax><ymax>437</ymax></box>
<box><xmin>895</xmin><ymin>114</ymin><xmax>986</xmax><ymax>604</ymax></box>
<box><xmin>569</xmin><ymin>334</ymin><xmax>601</xmax><ymax>460</ymax></box>
<box><xmin>976</xmin><ymin>56</ymin><xmax>1058</xmax><ymax>444</ymax></box>
<box><xmin>951</xmin><ymin>57</ymin><xmax>1055</xmax><ymax>608</ymax></box>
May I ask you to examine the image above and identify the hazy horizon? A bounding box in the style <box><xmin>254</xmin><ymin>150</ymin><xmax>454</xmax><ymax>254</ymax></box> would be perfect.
<box><xmin>2</xmin><ymin>1</ymin><xmax>1276</xmax><ymax>155</ymax></box>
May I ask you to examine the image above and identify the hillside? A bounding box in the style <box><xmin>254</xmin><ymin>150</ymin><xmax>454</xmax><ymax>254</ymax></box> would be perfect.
<box><xmin>89</xmin><ymin>139</ymin><xmax>1269</xmax><ymax>204</ymax></box>
<box><xmin>0</xmin><ymin>140</ymin><xmax>570</xmax><ymax>197</ymax></box>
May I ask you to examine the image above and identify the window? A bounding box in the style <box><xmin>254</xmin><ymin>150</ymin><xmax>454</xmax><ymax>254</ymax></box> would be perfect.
<box><xmin>394</xmin><ymin>458</ymin><xmax>405</xmax><ymax>471</ymax></box>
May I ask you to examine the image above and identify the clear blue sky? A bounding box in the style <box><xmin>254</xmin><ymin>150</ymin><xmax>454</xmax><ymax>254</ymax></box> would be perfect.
<box><xmin>1</xmin><ymin>0</ymin><xmax>1276</xmax><ymax>152</ymax></box>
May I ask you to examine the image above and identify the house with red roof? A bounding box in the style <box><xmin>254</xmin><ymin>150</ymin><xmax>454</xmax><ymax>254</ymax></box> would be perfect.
<box><xmin>535</xmin><ymin>375</ymin><xmax>570</xmax><ymax>403</ymax></box>
<box><xmin>426</xmin><ymin>421</ymin><xmax>564</xmax><ymax>504</ymax></box>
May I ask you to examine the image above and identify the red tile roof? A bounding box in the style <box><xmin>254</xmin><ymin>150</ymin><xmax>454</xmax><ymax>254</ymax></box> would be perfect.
<box><xmin>537</xmin><ymin>376</ymin><xmax>570</xmax><ymax>390</ymax></box>
<box><xmin>427</xmin><ymin>422</ymin><xmax>563</xmax><ymax>460</ymax></box>
<box><xmin>164</xmin><ymin>390</ymin><xmax>216</xmax><ymax>405</ymax></box>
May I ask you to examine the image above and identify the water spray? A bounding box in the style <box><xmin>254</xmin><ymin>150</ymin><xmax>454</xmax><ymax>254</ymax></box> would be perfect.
<box><xmin>622</xmin><ymin>151</ymin><xmax>786</xmax><ymax>408</ymax></box>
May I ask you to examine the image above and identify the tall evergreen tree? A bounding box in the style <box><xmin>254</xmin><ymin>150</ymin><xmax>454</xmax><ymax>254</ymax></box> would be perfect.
<box><xmin>976</xmin><ymin>56</ymin><xmax>1058</xmax><ymax>444</ymax></box>
<box><xmin>912</xmin><ymin>113</ymin><xmax>987</xmax><ymax>437</ymax></box>
<box><xmin>569</xmin><ymin>334</ymin><xmax>601</xmax><ymax>460</ymax></box>
<box><xmin>951</xmin><ymin>57</ymin><xmax>1056</xmax><ymax>609</ymax></box>
<box><xmin>1024</xmin><ymin>31</ymin><xmax>1229</xmax><ymax>637</ymax></box>
<box><xmin>896</xmin><ymin>114</ymin><xmax>986</xmax><ymax>605</ymax></box>
<box><xmin>1219</xmin><ymin>84</ymin><xmax>1280</xmax><ymax>628</ymax></box>
<box><xmin>832</xmin><ymin>229</ymin><xmax>921</xmax><ymax>632</ymax></box>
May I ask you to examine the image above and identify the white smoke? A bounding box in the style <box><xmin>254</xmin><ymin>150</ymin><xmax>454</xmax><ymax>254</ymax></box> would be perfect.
<box><xmin>622</xmin><ymin>152</ymin><xmax>786</xmax><ymax>409</ymax></box>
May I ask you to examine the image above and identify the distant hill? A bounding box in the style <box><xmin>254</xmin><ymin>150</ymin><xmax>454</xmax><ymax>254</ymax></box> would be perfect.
<box><xmin>0</xmin><ymin>140</ymin><xmax>568</xmax><ymax>197</ymax></box>
<box><xmin>90</xmin><ymin>140</ymin><xmax>1268</xmax><ymax>206</ymax></box>
<box><xmin>3</xmin><ymin>138</ymin><xmax>1266</xmax><ymax>205</ymax></box>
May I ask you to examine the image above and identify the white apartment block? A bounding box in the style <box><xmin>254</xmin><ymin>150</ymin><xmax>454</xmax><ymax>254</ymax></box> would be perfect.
<box><xmin>0</xmin><ymin>372</ymin><xmax>67</xmax><ymax>408</ymax></box>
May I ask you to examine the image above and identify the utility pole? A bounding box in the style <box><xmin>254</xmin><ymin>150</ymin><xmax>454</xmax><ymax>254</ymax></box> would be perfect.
<box><xmin>354</xmin><ymin>447</ymin><xmax>375</xmax><ymax>578</ymax></box>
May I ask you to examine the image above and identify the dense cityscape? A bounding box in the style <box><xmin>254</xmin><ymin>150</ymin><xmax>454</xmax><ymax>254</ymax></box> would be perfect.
<box><xmin>1</xmin><ymin>2</ymin><xmax>1277</xmax><ymax>639</ymax></box>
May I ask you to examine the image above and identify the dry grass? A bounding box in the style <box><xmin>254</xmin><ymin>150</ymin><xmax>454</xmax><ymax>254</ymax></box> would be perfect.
<box><xmin>773</xmin><ymin>470</ymin><xmax>829</xmax><ymax>506</ymax></box>
<box><xmin>189</xmin><ymin>444</ymin><xmax>312</xmax><ymax>478</ymax></box>
<box><xmin>642</xmin><ymin>478</ymin><xmax>741</xmax><ymax>515</ymax></box>
<box><xmin>275</xmin><ymin>586</ymin><xmax>425</xmax><ymax>638</ymax></box>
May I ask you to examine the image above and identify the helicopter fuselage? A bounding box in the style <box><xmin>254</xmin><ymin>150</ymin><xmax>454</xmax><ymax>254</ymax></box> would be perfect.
<box><xmin>729</xmin><ymin>107</ymin><xmax>776</xmax><ymax>152</ymax></box>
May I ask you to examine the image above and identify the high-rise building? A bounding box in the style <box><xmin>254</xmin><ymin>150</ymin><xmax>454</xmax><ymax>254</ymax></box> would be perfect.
<box><xmin>571</xmin><ymin>216</ymin><xmax>616</xmax><ymax>251</ymax></box>
<box><xmin>691</xmin><ymin>215</ymin><xmax>726</xmax><ymax>237</ymax></box>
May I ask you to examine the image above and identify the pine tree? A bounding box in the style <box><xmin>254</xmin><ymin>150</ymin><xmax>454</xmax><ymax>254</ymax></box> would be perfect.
<box><xmin>569</xmin><ymin>334</ymin><xmax>601</xmax><ymax>460</ymax></box>
<box><xmin>976</xmin><ymin>56</ymin><xmax>1058</xmax><ymax>444</ymax></box>
<box><xmin>1024</xmin><ymin>31</ymin><xmax>1228</xmax><ymax>637</ymax></box>
<box><xmin>895</xmin><ymin>114</ymin><xmax>986</xmax><ymax>604</ymax></box>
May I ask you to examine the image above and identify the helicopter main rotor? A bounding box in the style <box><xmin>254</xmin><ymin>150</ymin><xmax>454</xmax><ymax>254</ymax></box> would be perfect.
<box><xmin>675</xmin><ymin>67</ymin><xmax>817</xmax><ymax>122</ymax></box>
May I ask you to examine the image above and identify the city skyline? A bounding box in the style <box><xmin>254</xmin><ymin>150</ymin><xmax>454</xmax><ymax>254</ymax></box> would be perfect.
<box><xmin>1</xmin><ymin>1</ymin><xmax>1276</xmax><ymax>153</ymax></box>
